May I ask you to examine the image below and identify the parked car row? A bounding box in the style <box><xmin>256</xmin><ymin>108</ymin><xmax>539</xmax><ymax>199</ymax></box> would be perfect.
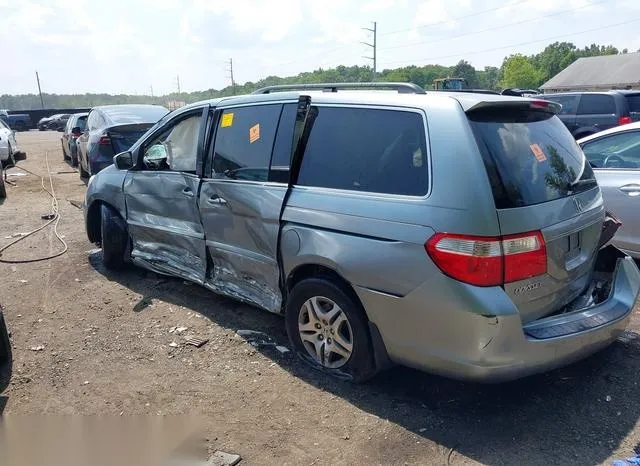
<box><xmin>84</xmin><ymin>83</ymin><xmax>640</xmax><ymax>383</ymax></box>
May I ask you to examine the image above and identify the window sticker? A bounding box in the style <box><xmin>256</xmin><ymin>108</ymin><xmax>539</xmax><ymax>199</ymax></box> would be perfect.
<box><xmin>221</xmin><ymin>113</ymin><xmax>234</xmax><ymax>128</ymax></box>
<box><xmin>529</xmin><ymin>143</ymin><xmax>547</xmax><ymax>162</ymax></box>
<box><xmin>249</xmin><ymin>123</ymin><xmax>260</xmax><ymax>143</ymax></box>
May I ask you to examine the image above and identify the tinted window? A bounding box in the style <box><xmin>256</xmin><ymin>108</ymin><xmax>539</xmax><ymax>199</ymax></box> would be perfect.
<box><xmin>624</xmin><ymin>94</ymin><xmax>640</xmax><ymax>113</ymax></box>
<box><xmin>142</xmin><ymin>114</ymin><xmax>201</xmax><ymax>172</ymax></box>
<box><xmin>269</xmin><ymin>103</ymin><xmax>304</xmax><ymax>184</ymax></box>
<box><xmin>469</xmin><ymin>110</ymin><xmax>596</xmax><ymax>209</ymax></box>
<box><xmin>542</xmin><ymin>95</ymin><xmax>579</xmax><ymax>115</ymax></box>
<box><xmin>297</xmin><ymin>107</ymin><xmax>428</xmax><ymax>196</ymax></box>
<box><xmin>577</xmin><ymin>95</ymin><xmax>616</xmax><ymax>115</ymax></box>
<box><xmin>213</xmin><ymin>104</ymin><xmax>282</xmax><ymax>181</ymax></box>
<box><xmin>76</xmin><ymin>115</ymin><xmax>87</xmax><ymax>130</ymax></box>
<box><xmin>582</xmin><ymin>131</ymin><xmax>640</xmax><ymax>169</ymax></box>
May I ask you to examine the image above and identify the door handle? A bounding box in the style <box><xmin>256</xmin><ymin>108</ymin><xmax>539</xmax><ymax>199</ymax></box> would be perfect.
<box><xmin>619</xmin><ymin>184</ymin><xmax>640</xmax><ymax>196</ymax></box>
<box><xmin>181</xmin><ymin>187</ymin><xmax>194</xmax><ymax>197</ymax></box>
<box><xmin>207</xmin><ymin>195</ymin><xmax>227</xmax><ymax>205</ymax></box>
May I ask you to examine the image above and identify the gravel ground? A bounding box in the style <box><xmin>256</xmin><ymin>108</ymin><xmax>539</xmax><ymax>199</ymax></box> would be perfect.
<box><xmin>1</xmin><ymin>131</ymin><xmax>640</xmax><ymax>465</ymax></box>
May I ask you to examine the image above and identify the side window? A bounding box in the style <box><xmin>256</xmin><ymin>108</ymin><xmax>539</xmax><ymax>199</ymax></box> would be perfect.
<box><xmin>142</xmin><ymin>114</ymin><xmax>201</xmax><ymax>172</ymax></box>
<box><xmin>577</xmin><ymin>95</ymin><xmax>616</xmax><ymax>115</ymax></box>
<box><xmin>212</xmin><ymin>104</ymin><xmax>282</xmax><ymax>181</ymax></box>
<box><xmin>269</xmin><ymin>103</ymin><xmax>303</xmax><ymax>183</ymax></box>
<box><xmin>297</xmin><ymin>107</ymin><xmax>428</xmax><ymax>196</ymax></box>
<box><xmin>582</xmin><ymin>131</ymin><xmax>640</xmax><ymax>169</ymax></box>
<box><xmin>87</xmin><ymin>111</ymin><xmax>98</xmax><ymax>131</ymax></box>
<box><xmin>544</xmin><ymin>95</ymin><xmax>579</xmax><ymax>115</ymax></box>
<box><xmin>77</xmin><ymin>116</ymin><xmax>87</xmax><ymax>131</ymax></box>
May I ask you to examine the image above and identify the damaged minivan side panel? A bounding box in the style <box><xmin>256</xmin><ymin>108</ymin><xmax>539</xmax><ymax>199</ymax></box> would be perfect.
<box><xmin>198</xmin><ymin>101</ymin><xmax>297</xmax><ymax>313</ymax></box>
<box><xmin>123</xmin><ymin>108</ymin><xmax>209</xmax><ymax>283</ymax></box>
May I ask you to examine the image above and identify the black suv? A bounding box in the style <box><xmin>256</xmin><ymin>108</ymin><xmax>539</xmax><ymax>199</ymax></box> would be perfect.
<box><xmin>539</xmin><ymin>91</ymin><xmax>640</xmax><ymax>139</ymax></box>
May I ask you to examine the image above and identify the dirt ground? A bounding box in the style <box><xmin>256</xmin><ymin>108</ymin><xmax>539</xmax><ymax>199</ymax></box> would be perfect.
<box><xmin>1</xmin><ymin>131</ymin><xmax>640</xmax><ymax>465</ymax></box>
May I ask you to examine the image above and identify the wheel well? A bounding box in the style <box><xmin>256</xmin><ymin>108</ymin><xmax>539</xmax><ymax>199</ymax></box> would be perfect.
<box><xmin>86</xmin><ymin>201</ymin><xmax>103</xmax><ymax>243</ymax></box>
<box><xmin>286</xmin><ymin>264</ymin><xmax>366</xmax><ymax>318</ymax></box>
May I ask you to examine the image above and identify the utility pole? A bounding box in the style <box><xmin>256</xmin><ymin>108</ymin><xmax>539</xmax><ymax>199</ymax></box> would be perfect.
<box><xmin>35</xmin><ymin>71</ymin><xmax>44</xmax><ymax>109</ymax></box>
<box><xmin>176</xmin><ymin>75</ymin><xmax>181</xmax><ymax>94</ymax></box>
<box><xmin>361</xmin><ymin>21</ymin><xmax>377</xmax><ymax>81</ymax></box>
<box><xmin>150</xmin><ymin>85</ymin><xmax>154</xmax><ymax>97</ymax></box>
<box><xmin>227</xmin><ymin>58</ymin><xmax>236</xmax><ymax>95</ymax></box>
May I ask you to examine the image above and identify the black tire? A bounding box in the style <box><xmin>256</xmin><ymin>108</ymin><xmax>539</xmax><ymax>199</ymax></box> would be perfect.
<box><xmin>100</xmin><ymin>204</ymin><xmax>128</xmax><ymax>270</ymax></box>
<box><xmin>0</xmin><ymin>166</ymin><xmax>6</xmax><ymax>199</ymax></box>
<box><xmin>62</xmin><ymin>140</ymin><xmax>68</xmax><ymax>160</ymax></box>
<box><xmin>71</xmin><ymin>148</ymin><xmax>78</xmax><ymax>167</ymax></box>
<box><xmin>0</xmin><ymin>311</ymin><xmax>11</xmax><ymax>367</ymax></box>
<box><xmin>285</xmin><ymin>277</ymin><xmax>376</xmax><ymax>383</ymax></box>
<box><xmin>79</xmin><ymin>157</ymin><xmax>90</xmax><ymax>178</ymax></box>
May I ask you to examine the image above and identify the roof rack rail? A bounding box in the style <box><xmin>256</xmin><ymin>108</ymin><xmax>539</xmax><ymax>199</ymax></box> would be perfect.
<box><xmin>252</xmin><ymin>82</ymin><xmax>426</xmax><ymax>95</ymax></box>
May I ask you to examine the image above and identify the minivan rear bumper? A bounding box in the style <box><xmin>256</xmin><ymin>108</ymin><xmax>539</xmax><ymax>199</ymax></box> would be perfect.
<box><xmin>356</xmin><ymin>247</ymin><xmax>640</xmax><ymax>382</ymax></box>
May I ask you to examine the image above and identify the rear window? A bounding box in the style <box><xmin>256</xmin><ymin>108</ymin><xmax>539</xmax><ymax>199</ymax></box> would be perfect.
<box><xmin>577</xmin><ymin>95</ymin><xmax>616</xmax><ymax>115</ymax></box>
<box><xmin>106</xmin><ymin>106</ymin><xmax>169</xmax><ymax>125</ymax></box>
<box><xmin>297</xmin><ymin>107</ymin><xmax>428</xmax><ymax>196</ymax></box>
<box><xmin>469</xmin><ymin>110</ymin><xmax>596</xmax><ymax>209</ymax></box>
<box><xmin>624</xmin><ymin>94</ymin><xmax>640</xmax><ymax>113</ymax></box>
<box><xmin>76</xmin><ymin>116</ymin><xmax>87</xmax><ymax>130</ymax></box>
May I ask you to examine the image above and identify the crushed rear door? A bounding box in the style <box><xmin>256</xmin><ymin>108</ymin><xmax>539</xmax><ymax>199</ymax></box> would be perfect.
<box><xmin>467</xmin><ymin>100</ymin><xmax>604</xmax><ymax>323</ymax></box>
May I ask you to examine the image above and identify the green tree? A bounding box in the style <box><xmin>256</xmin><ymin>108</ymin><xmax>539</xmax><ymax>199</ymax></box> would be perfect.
<box><xmin>500</xmin><ymin>54</ymin><xmax>543</xmax><ymax>89</ymax></box>
<box><xmin>450</xmin><ymin>60</ymin><xmax>479</xmax><ymax>88</ymax></box>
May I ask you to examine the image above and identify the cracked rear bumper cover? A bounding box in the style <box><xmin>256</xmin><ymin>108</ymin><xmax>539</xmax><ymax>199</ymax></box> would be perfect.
<box><xmin>356</xmin><ymin>249</ymin><xmax>640</xmax><ymax>382</ymax></box>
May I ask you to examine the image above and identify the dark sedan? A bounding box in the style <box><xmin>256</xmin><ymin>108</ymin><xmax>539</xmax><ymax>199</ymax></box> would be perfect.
<box><xmin>77</xmin><ymin>105</ymin><xmax>169</xmax><ymax>177</ymax></box>
<box><xmin>38</xmin><ymin>114</ymin><xmax>71</xmax><ymax>131</ymax></box>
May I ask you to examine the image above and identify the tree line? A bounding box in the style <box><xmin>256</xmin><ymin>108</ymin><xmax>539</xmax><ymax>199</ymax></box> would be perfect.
<box><xmin>0</xmin><ymin>41</ymin><xmax>630</xmax><ymax>110</ymax></box>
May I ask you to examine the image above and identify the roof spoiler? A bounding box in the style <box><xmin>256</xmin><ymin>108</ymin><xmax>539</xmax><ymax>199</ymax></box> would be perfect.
<box><xmin>464</xmin><ymin>99</ymin><xmax>561</xmax><ymax>115</ymax></box>
<box><xmin>252</xmin><ymin>82</ymin><xmax>426</xmax><ymax>95</ymax></box>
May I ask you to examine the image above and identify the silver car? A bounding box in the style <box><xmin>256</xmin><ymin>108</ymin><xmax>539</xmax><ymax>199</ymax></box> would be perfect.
<box><xmin>579</xmin><ymin>122</ymin><xmax>640</xmax><ymax>258</ymax></box>
<box><xmin>84</xmin><ymin>83</ymin><xmax>640</xmax><ymax>382</ymax></box>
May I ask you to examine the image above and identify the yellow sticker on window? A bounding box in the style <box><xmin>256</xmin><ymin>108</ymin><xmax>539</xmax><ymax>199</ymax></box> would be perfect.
<box><xmin>221</xmin><ymin>113</ymin><xmax>234</xmax><ymax>128</ymax></box>
<box><xmin>529</xmin><ymin>143</ymin><xmax>547</xmax><ymax>162</ymax></box>
<box><xmin>249</xmin><ymin>123</ymin><xmax>260</xmax><ymax>144</ymax></box>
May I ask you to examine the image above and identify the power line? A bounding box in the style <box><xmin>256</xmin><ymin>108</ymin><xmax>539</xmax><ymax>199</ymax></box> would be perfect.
<box><xmin>378</xmin><ymin>0</ymin><xmax>531</xmax><ymax>37</ymax></box>
<box><xmin>379</xmin><ymin>0</ymin><xmax>608</xmax><ymax>52</ymax></box>
<box><xmin>361</xmin><ymin>22</ymin><xmax>377</xmax><ymax>81</ymax></box>
<box><xmin>378</xmin><ymin>16</ymin><xmax>640</xmax><ymax>68</ymax></box>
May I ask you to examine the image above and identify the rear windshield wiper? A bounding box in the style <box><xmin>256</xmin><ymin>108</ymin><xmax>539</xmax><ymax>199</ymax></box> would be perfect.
<box><xmin>568</xmin><ymin>178</ymin><xmax>597</xmax><ymax>192</ymax></box>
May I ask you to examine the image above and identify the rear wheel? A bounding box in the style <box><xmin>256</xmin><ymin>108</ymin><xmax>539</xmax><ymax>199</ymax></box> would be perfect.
<box><xmin>100</xmin><ymin>204</ymin><xmax>128</xmax><ymax>270</ymax></box>
<box><xmin>62</xmin><ymin>140</ymin><xmax>68</xmax><ymax>160</ymax></box>
<box><xmin>79</xmin><ymin>155</ymin><xmax>90</xmax><ymax>178</ymax></box>
<box><xmin>285</xmin><ymin>277</ymin><xmax>376</xmax><ymax>382</ymax></box>
<box><xmin>2</xmin><ymin>143</ymin><xmax>14</xmax><ymax>168</ymax></box>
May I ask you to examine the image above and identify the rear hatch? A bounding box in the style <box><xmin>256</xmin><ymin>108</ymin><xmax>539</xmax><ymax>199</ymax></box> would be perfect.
<box><xmin>622</xmin><ymin>92</ymin><xmax>640</xmax><ymax>123</ymax></box>
<box><xmin>107</xmin><ymin>123</ymin><xmax>155</xmax><ymax>153</ymax></box>
<box><xmin>466</xmin><ymin>100</ymin><xmax>604</xmax><ymax>324</ymax></box>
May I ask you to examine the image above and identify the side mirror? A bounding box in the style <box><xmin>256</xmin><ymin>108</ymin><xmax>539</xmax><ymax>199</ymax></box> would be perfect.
<box><xmin>114</xmin><ymin>151</ymin><xmax>133</xmax><ymax>170</ymax></box>
<box><xmin>71</xmin><ymin>126</ymin><xmax>82</xmax><ymax>136</ymax></box>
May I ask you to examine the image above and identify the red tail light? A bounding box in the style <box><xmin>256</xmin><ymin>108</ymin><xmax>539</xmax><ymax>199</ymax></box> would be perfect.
<box><xmin>425</xmin><ymin>231</ymin><xmax>546</xmax><ymax>287</ymax></box>
<box><xmin>619</xmin><ymin>116</ymin><xmax>633</xmax><ymax>125</ymax></box>
<box><xmin>98</xmin><ymin>134</ymin><xmax>111</xmax><ymax>145</ymax></box>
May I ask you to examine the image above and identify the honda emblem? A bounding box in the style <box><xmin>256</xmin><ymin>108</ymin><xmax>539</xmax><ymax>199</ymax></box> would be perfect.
<box><xmin>573</xmin><ymin>198</ymin><xmax>584</xmax><ymax>213</ymax></box>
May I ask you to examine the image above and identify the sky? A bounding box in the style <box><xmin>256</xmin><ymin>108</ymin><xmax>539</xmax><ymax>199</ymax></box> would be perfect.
<box><xmin>0</xmin><ymin>0</ymin><xmax>639</xmax><ymax>96</ymax></box>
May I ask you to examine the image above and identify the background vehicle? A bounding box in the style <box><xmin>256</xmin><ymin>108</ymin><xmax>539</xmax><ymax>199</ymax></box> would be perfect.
<box><xmin>77</xmin><ymin>104</ymin><xmax>168</xmax><ymax>177</ymax></box>
<box><xmin>501</xmin><ymin>88</ymin><xmax>541</xmax><ymax>97</ymax></box>
<box><xmin>84</xmin><ymin>83</ymin><xmax>640</xmax><ymax>383</ymax></box>
<box><xmin>38</xmin><ymin>114</ymin><xmax>70</xmax><ymax>131</ymax></box>
<box><xmin>6</xmin><ymin>114</ymin><xmax>32</xmax><ymax>131</ymax></box>
<box><xmin>61</xmin><ymin>113</ymin><xmax>88</xmax><ymax>166</ymax></box>
<box><xmin>0</xmin><ymin>118</ymin><xmax>19</xmax><ymax>167</ymax></box>
<box><xmin>579</xmin><ymin>122</ymin><xmax>640</xmax><ymax>258</ymax></box>
<box><xmin>433</xmin><ymin>77</ymin><xmax>465</xmax><ymax>90</ymax></box>
<box><xmin>539</xmin><ymin>91</ymin><xmax>640</xmax><ymax>139</ymax></box>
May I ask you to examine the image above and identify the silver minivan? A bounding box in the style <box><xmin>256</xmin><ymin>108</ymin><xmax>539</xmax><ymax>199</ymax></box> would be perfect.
<box><xmin>85</xmin><ymin>83</ymin><xmax>640</xmax><ymax>382</ymax></box>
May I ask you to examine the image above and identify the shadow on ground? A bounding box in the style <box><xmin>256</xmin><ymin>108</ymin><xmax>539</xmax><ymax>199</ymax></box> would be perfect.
<box><xmin>90</xmin><ymin>252</ymin><xmax>640</xmax><ymax>465</ymax></box>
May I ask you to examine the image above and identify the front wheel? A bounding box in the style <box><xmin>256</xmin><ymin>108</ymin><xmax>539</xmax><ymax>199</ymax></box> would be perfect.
<box><xmin>100</xmin><ymin>204</ymin><xmax>128</xmax><ymax>270</ymax></box>
<box><xmin>285</xmin><ymin>278</ymin><xmax>376</xmax><ymax>382</ymax></box>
